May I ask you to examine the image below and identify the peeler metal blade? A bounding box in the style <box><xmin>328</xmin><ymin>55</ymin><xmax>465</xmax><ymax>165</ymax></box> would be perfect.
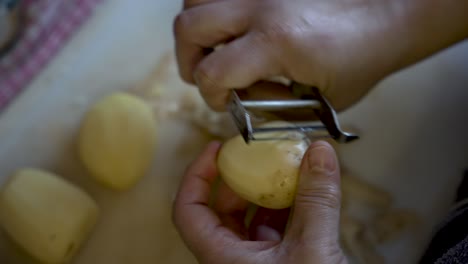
<box><xmin>227</xmin><ymin>82</ymin><xmax>359</xmax><ymax>144</ymax></box>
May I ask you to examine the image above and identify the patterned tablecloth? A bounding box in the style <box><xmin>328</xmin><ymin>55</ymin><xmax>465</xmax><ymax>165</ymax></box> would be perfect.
<box><xmin>0</xmin><ymin>0</ymin><xmax>103</xmax><ymax>112</ymax></box>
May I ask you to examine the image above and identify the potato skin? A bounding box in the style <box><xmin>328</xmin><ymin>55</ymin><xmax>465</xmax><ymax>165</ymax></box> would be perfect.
<box><xmin>78</xmin><ymin>92</ymin><xmax>157</xmax><ymax>191</ymax></box>
<box><xmin>217</xmin><ymin>122</ymin><xmax>309</xmax><ymax>209</ymax></box>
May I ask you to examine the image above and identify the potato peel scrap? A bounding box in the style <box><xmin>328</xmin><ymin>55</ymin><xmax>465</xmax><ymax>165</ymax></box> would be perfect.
<box><xmin>342</xmin><ymin>175</ymin><xmax>393</xmax><ymax>210</ymax></box>
<box><xmin>340</xmin><ymin>173</ymin><xmax>421</xmax><ymax>264</ymax></box>
<box><xmin>341</xmin><ymin>214</ymin><xmax>386</xmax><ymax>264</ymax></box>
<box><xmin>365</xmin><ymin>209</ymin><xmax>421</xmax><ymax>244</ymax></box>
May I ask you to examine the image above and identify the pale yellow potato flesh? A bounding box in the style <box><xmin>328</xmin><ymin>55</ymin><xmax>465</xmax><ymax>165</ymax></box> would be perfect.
<box><xmin>217</xmin><ymin>121</ymin><xmax>309</xmax><ymax>209</ymax></box>
<box><xmin>0</xmin><ymin>169</ymin><xmax>99</xmax><ymax>264</ymax></box>
<box><xmin>78</xmin><ymin>92</ymin><xmax>157</xmax><ymax>191</ymax></box>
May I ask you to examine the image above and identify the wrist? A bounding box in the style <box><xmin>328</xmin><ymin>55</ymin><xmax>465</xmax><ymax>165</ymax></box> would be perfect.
<box><xmin>388</xmin><ymin>0</ymin><xmax>468</xmax><ymax>70</ymax></box>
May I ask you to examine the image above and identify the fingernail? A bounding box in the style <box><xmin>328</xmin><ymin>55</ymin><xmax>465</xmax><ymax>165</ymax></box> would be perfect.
<box><xmin>255</xmin><ymin>225</ymin><xmax>282</xmax><ymax>241</ymax></box>
<box><xmin>307</xmin><ymin>144</ymin><xmax>337</xmax><ymax>173</ymax></box>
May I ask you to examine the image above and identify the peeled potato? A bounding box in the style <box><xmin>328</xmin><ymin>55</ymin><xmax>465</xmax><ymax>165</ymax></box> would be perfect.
<box><xmin>78</xmin><ymin>92</ymin><xmax>157</xmax><ymax>191</ymax></box>
<box><xmin>0</xmin><ymin>169</ymin><xmax>99</xmax><ymax>264</ymax></box>
<box><xmin>217</xmin><ymin>121</ymin><xmax>309</xmax><ymax>209</ymax></box>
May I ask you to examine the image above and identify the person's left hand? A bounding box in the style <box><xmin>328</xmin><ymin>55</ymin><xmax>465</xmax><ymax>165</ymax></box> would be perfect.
<box><xmin>172</xmin><ymin>141</ymin><xmax>347</xmax><ymax>264</ymax></box>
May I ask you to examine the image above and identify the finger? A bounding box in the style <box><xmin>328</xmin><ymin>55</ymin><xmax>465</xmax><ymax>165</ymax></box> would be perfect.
<box><xmin>248</xmin><ymin>207</ymin><xmax>291</xmax><ymax>241</ymax></box>
<box><xmin>174</xmin><ymin>141</ymin><xmax>221</xmax><ymax>207</ymax></box>
<box><xmin>213</xmin><ymin>181</ymin><xmax>249</xmax><ymax>237</ymax></box>
<box><xmin>214</xmin><ymin>180</ymin><xmax>249</xmax><ymax>215</ymax></box>
<box><xmin>194</xmin><ymin>32</ymin><xmax>282</xmax><ymax>111</ymax></box>
<box><xmin>237</xmin><ymin>81</ymin><xmax>294</xmax><ymax>101</ymax></box>
<box><xmin>173</xmin><ymin>141</ymin><xmax>240</xmax><ymax>256</ymax></box>
<box><xmin>174</xmin><ymin>0</ymin><xmax>252</xmax><ymax>83</ymax></box>
<box><xmin>285</xmin><ymin>141</ymin><xmax>342</xmax><ymax>244</ymax></box>
<box><xmin>183</xmin><ymin>0</ymin><xmax>215</xmax><ymax>9</ymax></box>
<box><xmin>176</xmin><ymin>1</ymin><xmax>251</xmax><ymax>48</ymax></box>
<box><xmin>253</xmin><ymin>225</ymin><xmax>282</xmax><ymax>241</ymax></box>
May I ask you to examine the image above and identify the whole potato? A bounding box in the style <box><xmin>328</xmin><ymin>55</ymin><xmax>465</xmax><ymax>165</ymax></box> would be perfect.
<box><xmin>78</xmin><ymin>92</ymin><xmax>157</xmax><ymax>191</ymax></box>
<box><xmin>0</xmin><ymin>168</ymin><xmax>99</xmax><ymax>264</ymax></box>
<box><xmin>217</xmin><ymin>121</ymin><xmax>309</xmax><ymax>209</ymax></box>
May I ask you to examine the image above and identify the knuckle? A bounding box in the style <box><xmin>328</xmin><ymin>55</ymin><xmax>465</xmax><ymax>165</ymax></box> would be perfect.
<box><xmin>296</xmin><ymin>182</ymin><xmax>341</xmax><ymax>210</ymax></box>
<box><xmin>253</xmin><ymin>23</ymin><xmax>296</xmax><ymax>48</ymax></box>
<box><xmin>179</xmin><ymin>68</ymin><xmax>194</xmax><ymax>84</ymax></box>
<box><xmin>195</xmin><ymin>60</ymin><xmax>223</xmax><ymax>92</ymax></box>
<box><xmin>199</xmin><ymin>90</ymin><xmax>228</xmax><ymax>112</ymax></box>
<box><xmin>173</xmin><ymin>11</ymin><xmax>192</xmax><ymax>38</ymax></box>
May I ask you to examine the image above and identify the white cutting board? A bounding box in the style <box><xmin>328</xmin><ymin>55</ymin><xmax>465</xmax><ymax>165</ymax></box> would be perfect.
<box><xmin>0</xmin><ymin>0</ymin><xmax>467</xmax><ymax>263</ymax></box>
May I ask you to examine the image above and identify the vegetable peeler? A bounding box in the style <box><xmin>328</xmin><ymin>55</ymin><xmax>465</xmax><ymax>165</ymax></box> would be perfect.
<box><xmin>227</xmin><ymin>82</ymin><xmax>359</xmax><ymax>144</ymax></box>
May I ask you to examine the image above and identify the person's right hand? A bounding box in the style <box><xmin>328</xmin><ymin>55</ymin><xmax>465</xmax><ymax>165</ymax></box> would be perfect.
<box><xmin>174</xmin><ymin>0</ymin><xmax>468</xmax><ymax>111</ymax></box>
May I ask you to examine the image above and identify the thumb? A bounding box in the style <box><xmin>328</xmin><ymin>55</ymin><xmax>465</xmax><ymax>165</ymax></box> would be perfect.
<box><xmin>286</xmin><ymin>141</ymin><xmax>342</xmax><ymax>244</ymax></box>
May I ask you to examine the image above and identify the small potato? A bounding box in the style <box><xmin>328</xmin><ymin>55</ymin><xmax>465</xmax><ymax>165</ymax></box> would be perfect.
<box><xmin>217</xmin><ymin>121</ymin><xmax>309</xmax><ymax>209</ymax></box>
<box><xmin>0</xmin><ymin>169</ymin><xmax>99</xmax><ymax>264</ymax></box>
<box><xmin>78</xmin><ymin>92</ymin><xmax>157</xmax><ymax>191</ymax></box>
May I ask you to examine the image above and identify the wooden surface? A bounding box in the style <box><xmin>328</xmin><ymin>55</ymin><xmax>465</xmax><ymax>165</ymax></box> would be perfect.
<box><xmin>0</xmin><ymin>0</ymin><xmax>467</xmax><ymax>263</ymax></box>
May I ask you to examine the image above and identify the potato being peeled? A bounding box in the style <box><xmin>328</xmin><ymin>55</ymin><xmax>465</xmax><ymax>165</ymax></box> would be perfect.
<box><xmin>217</xmin><ymin>121</ymin><xmax>309</xmax><ymax>209</ymax></box>
<box><xmin>78</xmin><ymin>92</ymin><xmax>157</xmax><ymax>191</ymax></box>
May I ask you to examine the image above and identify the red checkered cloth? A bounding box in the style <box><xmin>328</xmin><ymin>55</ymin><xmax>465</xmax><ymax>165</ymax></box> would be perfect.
<box><xmin>0</xmin><ymin>0</ymin><xmax>103</xmax><ymax>112</ymax></box>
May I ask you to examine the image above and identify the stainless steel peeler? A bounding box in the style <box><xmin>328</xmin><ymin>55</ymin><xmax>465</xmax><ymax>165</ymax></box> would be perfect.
<box><xmin>227</xmin><ymin>82</ymin><xmax>359</xmax><ymax>144</ymax></box>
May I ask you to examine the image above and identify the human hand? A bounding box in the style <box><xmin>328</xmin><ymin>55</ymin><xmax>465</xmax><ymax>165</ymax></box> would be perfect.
<box><xmin>174</xmin><ymin>0</ymin><xmax>468</xmax><ymax>111</ymax></box>
<box><xmin>172</xmin><ymin>140</ymin><xmax>347</xmax><ymax>264</ymax></box>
